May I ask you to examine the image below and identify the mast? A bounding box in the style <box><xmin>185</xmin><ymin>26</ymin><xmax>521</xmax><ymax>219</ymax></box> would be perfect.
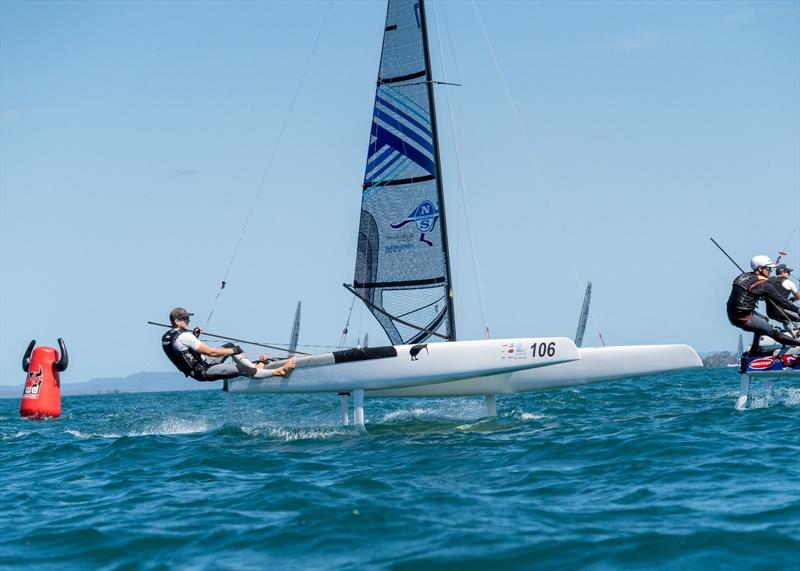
<box><xmin>418</xmin><ymin>0</ymin><xmax>456</xmax><ymax>341</ymax></box>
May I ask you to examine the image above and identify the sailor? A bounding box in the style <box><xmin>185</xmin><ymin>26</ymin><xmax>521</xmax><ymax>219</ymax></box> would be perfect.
<box><xmin>769</xmin><ymin>264</ymin><xmax>800</xmax><ymax>301</ymax></box>
<box><xmin>161</xmin><ymin>307</ymin><xmax>296</xmax><ymax>381</ymax></box>
<box><xmin>766</xmin><ymin>264</ymin><xmax>800</xmax><ymax>332</ymax></box>
<box><xmin>726</xmin><ymin>255</ymin><xmax>800</xmax><ymax>355</ymax></box>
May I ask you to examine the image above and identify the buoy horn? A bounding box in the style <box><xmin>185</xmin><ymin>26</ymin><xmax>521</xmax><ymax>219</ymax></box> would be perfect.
<box><xmin>22</xmin><ymin>339</ymin><xmax>35</xmax><ymax>372</ymax></box>
<box><xmin>54</xmin><ymin>338</ymin><xmax>69</xmax><ymax>372</ymax></box>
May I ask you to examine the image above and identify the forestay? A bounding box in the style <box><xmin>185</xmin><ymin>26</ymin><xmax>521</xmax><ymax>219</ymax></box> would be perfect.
<box><xmin>351</xmin><ymin>0</ymin><xmax>455</xmax><ymax>345</ymax></box>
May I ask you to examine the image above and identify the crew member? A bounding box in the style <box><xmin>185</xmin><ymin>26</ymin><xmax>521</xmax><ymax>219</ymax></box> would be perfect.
<box><xmin>726</xmin><ymin>255</ymin><xmax>800</xmax><ymax>355</ymax></box>
<box><xmin>769</xmin><ymin>264</ymin><xmax>800</xmax><ymax>301</ymax></box>
<box><xmin>161</xmin><ymin>307</ymin><xmax>296</xmax><ymax>381</ymax></box>
<box><xmin>766</xmin><ymin>264</ymin><xmax>800</xmax><ymax>332</ymax></box>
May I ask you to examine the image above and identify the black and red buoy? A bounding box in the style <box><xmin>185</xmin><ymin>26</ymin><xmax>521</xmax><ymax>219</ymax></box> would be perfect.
<box><xmin>20</xmin><ymin>339</ymin><xmax>68</xmax><ymax>419</ymax></box>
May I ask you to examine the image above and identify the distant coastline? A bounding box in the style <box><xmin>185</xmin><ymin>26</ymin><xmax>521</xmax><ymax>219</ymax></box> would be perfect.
<box><xmin>0</xmin><ymin>372</ymin><xmax>222</xmax><ymax>399</ymax></box>
<box><xmin>699</xmin><ymin>352</ymin><xmax>738</xmax><ymax>369</ymax></box>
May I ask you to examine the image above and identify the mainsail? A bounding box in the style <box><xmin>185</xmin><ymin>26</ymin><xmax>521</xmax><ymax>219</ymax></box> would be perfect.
<box><xmin>349</xmin><ymin>0</ymin><xmax>455</xmax><ymax>345</ymax></box>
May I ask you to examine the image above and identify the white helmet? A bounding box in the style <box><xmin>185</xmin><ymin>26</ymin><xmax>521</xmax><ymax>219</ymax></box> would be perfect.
<box><xmin>750</xmin><ymin>255</ymin><xmax>776</xmax><ymax>271</ymax></box>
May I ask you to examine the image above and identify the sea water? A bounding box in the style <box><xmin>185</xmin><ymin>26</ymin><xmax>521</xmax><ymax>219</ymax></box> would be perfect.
<box><xmin>1</xmin><ymin>369</ymin><xmax>798</xmax><ymax>570</ymax></box>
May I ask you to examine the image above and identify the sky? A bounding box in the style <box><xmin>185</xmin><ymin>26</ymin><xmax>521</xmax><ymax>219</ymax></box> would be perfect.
<box><xmin>1</xmin><ymin>0</ymin><xmax>798</xmax><ymax>387</ymax></box>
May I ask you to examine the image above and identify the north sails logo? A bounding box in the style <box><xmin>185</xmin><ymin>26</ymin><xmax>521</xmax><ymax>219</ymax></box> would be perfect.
<box><xmin>391</xmin><ymin>201</ymin><xmax>439</xmax><ymax>246</ymax></box>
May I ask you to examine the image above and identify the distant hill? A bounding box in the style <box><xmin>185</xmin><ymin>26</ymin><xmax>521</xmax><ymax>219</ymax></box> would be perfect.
<box><xmin>0</xmin><ymin>372</ymin><xmax>223</xmax><ymax>399</ymax></box>
<box><xmin>700</xmin><ymin>352</ymin><xmax>738</xmax><ymax>368</ymax></box>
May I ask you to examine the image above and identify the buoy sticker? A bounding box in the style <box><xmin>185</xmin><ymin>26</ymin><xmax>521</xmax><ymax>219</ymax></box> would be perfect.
<box><xmin>22</xmin><ymin>366</ymin><xmax>44</xmax><ymax>399</ymax></box>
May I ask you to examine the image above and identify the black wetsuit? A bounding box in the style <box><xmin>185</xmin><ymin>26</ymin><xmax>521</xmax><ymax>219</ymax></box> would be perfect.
<box><xmin>766</xmin><ymin>276</ymin><xmax>800</xmax><ymax>324</ymax></box>
<box><xmin>727</xmin><ymin>272</ymin><xmax>800</xmax><ymax>353</ymax></box>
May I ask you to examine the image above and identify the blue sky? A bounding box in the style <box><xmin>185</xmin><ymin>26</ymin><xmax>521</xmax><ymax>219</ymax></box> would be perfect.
<box><xmin>1</xmin><ymin>0</ymin><xmax>798</xmax><ymax>386</ymax></box>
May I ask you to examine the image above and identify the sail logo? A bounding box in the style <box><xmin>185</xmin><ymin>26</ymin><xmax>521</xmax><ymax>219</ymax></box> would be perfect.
<box><xmin>391</xmin><ymin>201</ymin><xmax>439</xmax><ymax>246</ymax></box>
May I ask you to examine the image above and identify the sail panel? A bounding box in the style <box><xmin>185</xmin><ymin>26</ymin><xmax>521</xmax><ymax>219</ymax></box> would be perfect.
<box><xmin>353</xmin><ymin>0</ymin><xmax>452</xmax><ymax>345</ymax></box>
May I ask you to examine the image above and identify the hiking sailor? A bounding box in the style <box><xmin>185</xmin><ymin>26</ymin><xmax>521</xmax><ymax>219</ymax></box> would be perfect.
<box><xmin>766</xmin><ymin>263</ymin><xmax>800</xmax><ymax>333</ymax></box>
<box><xmin>726</xmin><ymin>255</ymin><xmax>800</xmax><ymax>355</ymax></box>
<box><xmin>161</xmin><ymin>307</ymin><xmax>296</xmax><ymax>381</ymax></box>
<box><xmin>769</xmin><ymin>264</ymin><xmax>800</xmax><ymax>302</ymax></box>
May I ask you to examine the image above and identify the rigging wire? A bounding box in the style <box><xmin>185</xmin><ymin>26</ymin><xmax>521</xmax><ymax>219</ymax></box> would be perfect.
<box><xmin>781</xmin><ymin>224</ymin><xmax>798</xmax><ymax>255</ymax></box>
<box><xmin>431</xmin><ymin>0</ymin><xmax>491</xmax><ymax>339</ymax></box>
<box><xmin>470</xmin><ymin>0</ymin><xmax>607</xmax><ymax>343</ymax></box>
<box><xmin>205</xmin><ymin>0</ymin><xmax>334</xmax><ymax>326</ymax></box>
<box><xmin>339</xmin><ymin>296</ymin><xmax>356</xmax><ymax>350</ymax></box>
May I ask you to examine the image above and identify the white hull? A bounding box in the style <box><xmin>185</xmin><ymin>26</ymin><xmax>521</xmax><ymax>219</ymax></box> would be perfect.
<box><xmin>367</xmin><ymin>344</ymin><xmax>702</xmax><ymax>397</ymax></box>
<box><xmin>227</xmin><ymin>337</ymin><xmax>580</xmax><ymax>394</ymax></box>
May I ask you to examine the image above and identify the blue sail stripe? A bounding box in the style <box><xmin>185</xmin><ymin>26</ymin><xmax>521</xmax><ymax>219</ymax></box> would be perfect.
<box><xmin>365</xmin><ymin>146</ymin><xmax>397</xmax><ymax>177</ymax></box>
<box><xmin>376</xmin><ymin>96</ymin><xmax>432</xmax><ymax>138</ymax></box>
<box><xmin>379</xmin><ymin>87</ymin><xmax>429</xmax><ymax>124</ymax></box>
<box><xmin>369</xmin><ymin>149</ymin><xmax>403</xmax><ymax>181</ymax></box>
<box><xmin>371</xmin><ymin>157</ymin><xmax>409</xmax><ymax>191</ymax></box>
<box><xmin>379</xmin><ymin>83</ymin><xmax>428</xmax><ymax>118</ymax></box>
<box><xmin>372</xmin><ymin>124</ymin><xmax>435</xmax><ymax>175</ymax></box>
<box><xmin>363</xmin><ymin>157</ymin><xmax>411</xmax><ymax>198</ymax></box>
<box><xmin>374</xmin><ymin>112</ymin><xmax>434</xmax><ymax>155</ymax></box>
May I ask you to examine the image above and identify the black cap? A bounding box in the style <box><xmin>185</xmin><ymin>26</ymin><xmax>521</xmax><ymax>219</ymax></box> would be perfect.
<box><xmin>776</xmin><ymin>264</ymin><xmax>793</xmax><ymax>275</ymax></box>
<box><xmin>169</xmin><ymin>307</ymin><xmax>194</xmax><ymax>322</ymax></box>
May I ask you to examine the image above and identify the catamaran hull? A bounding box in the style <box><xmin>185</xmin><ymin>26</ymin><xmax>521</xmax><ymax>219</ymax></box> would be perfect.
<box><xmin>367</xmin><ymin>344</ymin><xmax>702</xmax><ymax>397</ymax></box>
<box><xmin>226</xmin><ymin>337</ymin><xmax>580</xmax><ymax>394</ymax></box>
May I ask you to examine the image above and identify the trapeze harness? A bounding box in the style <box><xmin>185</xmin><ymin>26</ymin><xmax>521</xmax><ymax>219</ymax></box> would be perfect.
<box><xmin>162</xmin><ymin>329</ymin><xmax>208</xmax><ymax>379</ymax></box>
<box><xmin>161</xmin><ymin>329</ymin><xmax>242</xmax><ymax>381</ymax></box>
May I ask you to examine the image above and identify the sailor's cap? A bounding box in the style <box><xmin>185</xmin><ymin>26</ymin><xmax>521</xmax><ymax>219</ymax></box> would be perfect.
<box><xmin>169</xmin><ymin>307</ymin><xmax>194</xmax><ymax>322</ymax></box>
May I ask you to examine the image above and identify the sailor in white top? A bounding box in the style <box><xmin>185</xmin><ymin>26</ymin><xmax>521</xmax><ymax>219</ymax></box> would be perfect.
<box><xmin>161</xmin><ymin>307</ymin><xmax>296</xmax><ymax>381</ymax></box>
<box><xmin>773</xmin><ymin>264</ymin><xmax>800</xmax><ymax>300</ymax></box>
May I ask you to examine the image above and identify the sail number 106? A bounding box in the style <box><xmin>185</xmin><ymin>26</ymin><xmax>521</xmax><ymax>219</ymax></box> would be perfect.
<box><xmin>530</xmin><ymin>342</ymin><xmax>556</xmax><ymax>358</ymax></box>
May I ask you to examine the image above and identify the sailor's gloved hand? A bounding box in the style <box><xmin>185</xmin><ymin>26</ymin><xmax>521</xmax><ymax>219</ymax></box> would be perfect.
<box><xmin>229</xmin><ymin>344</ymin><xmax>244</xmax><ymax>355</ymax></box>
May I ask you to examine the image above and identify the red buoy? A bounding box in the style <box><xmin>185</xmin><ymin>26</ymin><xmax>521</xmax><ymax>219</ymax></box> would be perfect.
<box><xmin>20</xmin><ymin>339</ymin><xmax>68</xmax><ymax>419</ymax></box>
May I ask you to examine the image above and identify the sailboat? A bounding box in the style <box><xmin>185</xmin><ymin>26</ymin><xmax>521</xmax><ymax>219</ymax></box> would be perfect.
<box><xmin>287</xmin><ymin>301</ymin><xmax>301</xmax><ymax>356</ymax></box>
<box><xmin>575</xmin><ymin>282</ymin><xmax>592</xmax><ymax>348</ymax></box>
<box><xmin>228</xmin><ymin>0</ymin><xmax>701</xmax><ymax>428</ymax></box>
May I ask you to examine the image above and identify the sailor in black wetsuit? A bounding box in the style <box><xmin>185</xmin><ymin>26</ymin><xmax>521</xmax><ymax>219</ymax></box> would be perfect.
<box><xmin>727</xmin><ymin>256</ymin><xmax>800</xmax><ymax>355</ymax></box>
<box><xmin>161</xmin><ymin>307</ymin><xmax>295</xmax><ymax>381</ymax></box>
<box><xmin>766</xmin><ymin>264</ymin><xmax>800</xmax><ymax>332</ymax></box>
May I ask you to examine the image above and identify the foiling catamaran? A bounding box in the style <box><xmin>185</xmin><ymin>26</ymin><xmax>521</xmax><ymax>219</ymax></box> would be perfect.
<box><xmin>226</xmin><ymin>0</ymin><xmax>701</xmax><ymax>430</ymax></box>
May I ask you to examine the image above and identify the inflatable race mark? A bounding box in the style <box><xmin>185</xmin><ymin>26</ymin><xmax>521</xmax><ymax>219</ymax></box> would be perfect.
<box><xmin>20</xmin><ymin>339</ymin><xmax>68</xmax><ymax>419</ymax></box>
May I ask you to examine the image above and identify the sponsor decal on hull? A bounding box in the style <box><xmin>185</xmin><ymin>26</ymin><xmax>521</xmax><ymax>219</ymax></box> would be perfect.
<box><xmin>748</xmin><ymin>357</ymin><xmax>776</xmax><ymax>370</ymax></box>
